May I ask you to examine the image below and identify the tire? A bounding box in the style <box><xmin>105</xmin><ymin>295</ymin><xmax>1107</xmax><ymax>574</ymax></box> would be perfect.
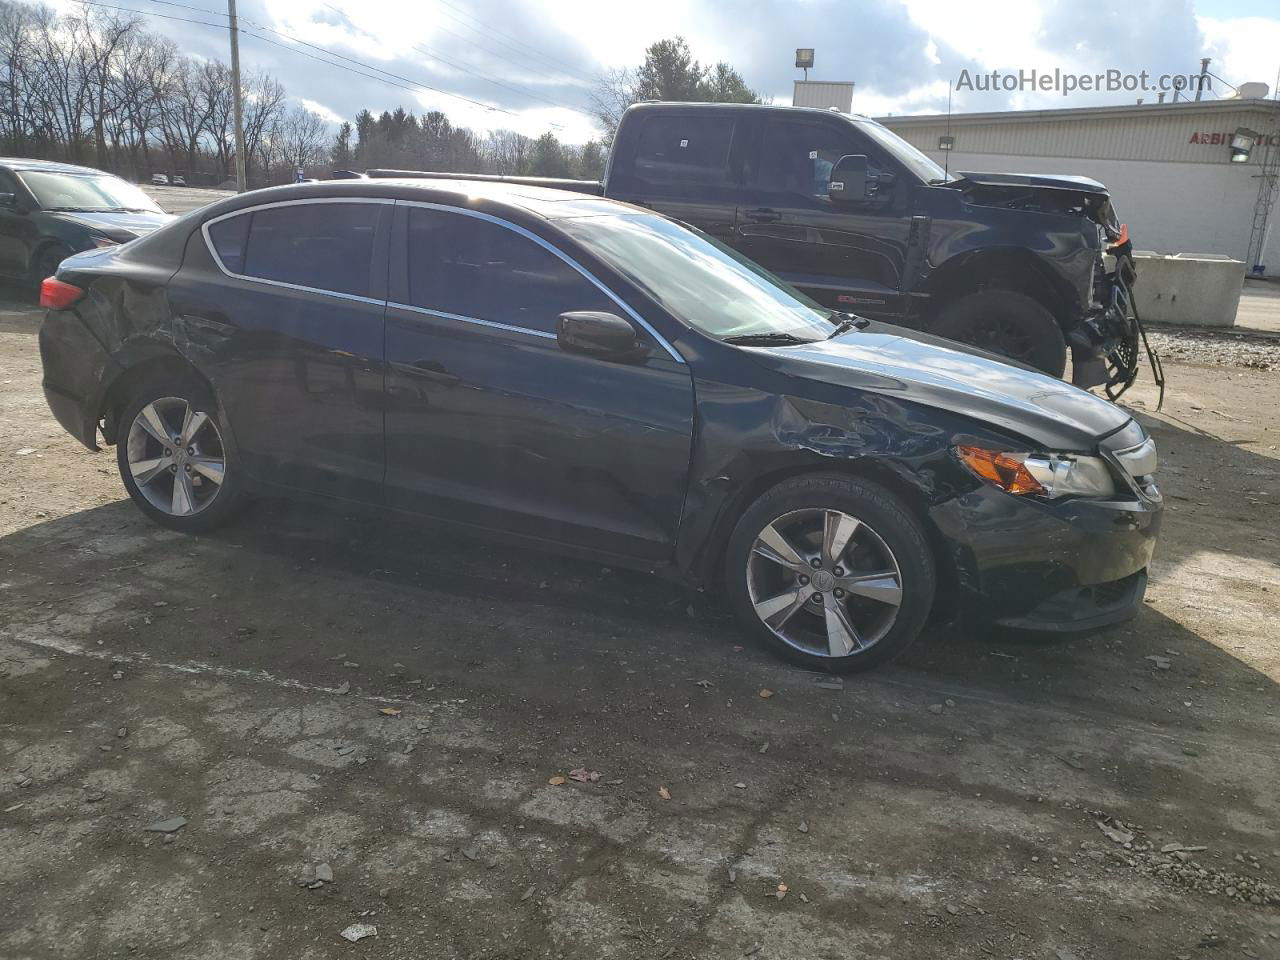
<box><xmin>930</xmin><ymin>290</ymin><xmax>1067</xmax><ymax>378</ymax></box>
<box><xmin>724</xmin><ymin>474</ymin><xmax>936</xmax><ymax>674</ymax></box>
<box><xmin>114</xmin><ymin>374</ymin><xmax>244</xmax><ymax>533</ymax></box>
<box><xmin>31</xmin><ymin>243</ymin><xmax>71</xmax><ymax>288</ymax></box>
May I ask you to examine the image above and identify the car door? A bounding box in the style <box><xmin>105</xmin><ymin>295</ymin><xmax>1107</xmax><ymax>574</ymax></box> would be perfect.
<box><xmin>166</xmin><ymin>198</ymin><xmax>390</xmax><ymax>502</ymax></box>
<box><xmin>0</xmin><ymin>168</ymin><xmax>35</xmax><ymax>279</ymax></box>
<box><xmin>605</xmin><ymin>110</ymin><xmax>744</xmax><ymax>245</ymax></box>
<box><xmin>383</xmin><ymin>203</ymin><xmax>695</xmax><ymax>562</ymax></box>
<box><xmin>733</xmin><ymin>115</ymin><xmax>914</xmax><ymax>319</ymax></box>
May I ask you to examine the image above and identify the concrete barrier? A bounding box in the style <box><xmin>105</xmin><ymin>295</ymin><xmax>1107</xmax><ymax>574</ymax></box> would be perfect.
<box><xmin>1129</xmin><ymin>253</ymin><xmax>1245</xmax><ymax>328</ymax></box>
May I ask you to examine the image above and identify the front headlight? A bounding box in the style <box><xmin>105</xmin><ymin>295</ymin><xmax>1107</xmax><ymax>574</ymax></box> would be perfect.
<box><xmin>955</xmin><ymin>445</ymin><xmax>1116</xmax><ymax>499</ymax></box>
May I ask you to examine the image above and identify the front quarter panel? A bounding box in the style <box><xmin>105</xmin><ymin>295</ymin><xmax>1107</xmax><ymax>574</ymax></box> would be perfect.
<box><xmin>675</xmin><ymin>351</ymin><xmax>1004</xmax><ymax>580</ymax></box>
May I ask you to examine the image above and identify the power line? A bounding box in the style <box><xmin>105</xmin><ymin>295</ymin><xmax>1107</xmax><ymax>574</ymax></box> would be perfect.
<box><xmin>119</xmin><ymin>0</ymin><xmax>522</xmax><ymax>117</ymax></box>
<box><xmin>315</xmin><ymin>0</ymin><xmax>579</xmax><ymax>116</ymax></box>
<box><xmin>428</xmin><ymin>0</ymin><xmax>599</xmax><ymax>87</ymax></box>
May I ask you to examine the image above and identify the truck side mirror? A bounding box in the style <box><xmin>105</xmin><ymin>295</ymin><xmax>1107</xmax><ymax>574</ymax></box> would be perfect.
<box><xmin>828</xmin><ymin>155</ymin><xmax>869</xmax><ymax>203</ymax></box>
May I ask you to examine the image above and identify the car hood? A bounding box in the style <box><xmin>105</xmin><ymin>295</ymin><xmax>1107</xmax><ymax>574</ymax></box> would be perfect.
<box><xmin>951</xmin><ymin>171</ymin><xmax>1110</xmax><ymax>195</ymax></box>
<box><xmin>46</xmin><ymin>209</ymin><xmax>173</xmax><ymax>238</ymax></box>
<box><xmin>749</xmin><ymin>322</ymin><xmax>1132</xmax><ymax>450</ymax></box>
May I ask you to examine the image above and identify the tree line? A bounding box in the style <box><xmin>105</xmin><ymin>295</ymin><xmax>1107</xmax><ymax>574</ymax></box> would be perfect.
<box><xmin>0</xmin><ymin>2</ymin><xmax>758</xmax><ymax>187</ymax></box>
<box><xmin>0</xmin><ymin>0</ymin><xmax>324</xmax><ymax>184</ymax></box>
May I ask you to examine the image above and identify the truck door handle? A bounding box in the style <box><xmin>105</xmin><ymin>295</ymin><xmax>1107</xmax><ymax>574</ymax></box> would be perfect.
<box><xmin>745</xmin><ymin>207</ymin><xmax>781</xmax><ymax>223</ymax></box>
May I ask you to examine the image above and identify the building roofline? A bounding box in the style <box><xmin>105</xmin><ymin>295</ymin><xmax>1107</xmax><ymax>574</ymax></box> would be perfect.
<box><xmin>875</xmin><ymin>97</ymin><xmax>1280</xmax><ymax>127</ymax></box>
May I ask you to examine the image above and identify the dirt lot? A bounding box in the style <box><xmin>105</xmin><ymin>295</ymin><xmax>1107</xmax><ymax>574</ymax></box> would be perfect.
<box><xmin>1</xmin><ymin>284</ymin><xmax>1279</xmax><ymax>960</ymax></box>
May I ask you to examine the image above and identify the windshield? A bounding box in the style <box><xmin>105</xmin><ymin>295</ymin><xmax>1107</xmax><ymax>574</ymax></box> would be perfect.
<box><xmin>19</xmin><ymin>171</ymin><xmax>163</xmax><ymax>213</ymax></box>
<box><xmin>557</xmin><ymin>213</ymin><xmax>836</xmax><ymax>342</ymax></box>
<box><xmin>857</xmin><ymin>120</ymin><xmax>951</xmax><ymax>184</ymax></box>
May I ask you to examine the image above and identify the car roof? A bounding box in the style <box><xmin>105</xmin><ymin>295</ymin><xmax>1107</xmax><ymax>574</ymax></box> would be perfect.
<box><xmin>0</xmin><ymin>157</ymin><xmax>116</xmax><ymax>176</ymax></box>
<box><xmin>202</xmin><ymin>178</ymin><xmax>648</xmax><ymax>222</ymax></box>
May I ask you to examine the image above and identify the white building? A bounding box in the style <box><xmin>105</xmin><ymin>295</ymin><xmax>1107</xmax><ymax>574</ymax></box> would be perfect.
<box><xmin>877</xmin><ymin>96</ymin><xmax>1280</xmax><ymax>275</ymax></box>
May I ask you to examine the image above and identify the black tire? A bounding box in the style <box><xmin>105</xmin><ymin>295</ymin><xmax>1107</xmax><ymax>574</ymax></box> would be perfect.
<box><xmin>114</xmin><ymin>374</ymin><xmax>245</xmax><ymax>533</ymax></box>
<box><xmin>724</xmin><ymin>474</ymin><xmax>936</xmax><ymax>674</ymax></box>
<box><xmin>930</xmin><ymin>290</ymin><xmax>1067</xmax><ymax>378</ymax></box>
<box><xmin>31</xmin><ymin>243</ymin><xmax>71</xmax><ymax>288</ymax></box>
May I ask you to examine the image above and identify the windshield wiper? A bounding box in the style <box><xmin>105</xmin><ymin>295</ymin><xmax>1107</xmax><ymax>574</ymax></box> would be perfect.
<box><xmin>722</xmin><ymin>332</ymin><xmax>813</xmax><ymax>346</ymax></box>
<box><xmin>826</xmin><ymin>311</ymin><xmax>870</xmax><ymax>338</ymax></box>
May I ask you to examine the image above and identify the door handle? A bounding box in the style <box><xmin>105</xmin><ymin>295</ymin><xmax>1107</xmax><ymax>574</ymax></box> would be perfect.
<box><xmin>745</xmin><ymin>207</ymin><xmax>781</xmax><ymax>223</ymax></box>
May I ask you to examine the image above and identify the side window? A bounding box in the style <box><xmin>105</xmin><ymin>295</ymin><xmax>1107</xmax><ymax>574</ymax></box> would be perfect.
<box><xmin>231</xmin><ymin>202</ymin><xmax>381</xmax><ymax>298</ymax></box>
<box><xmin>0</xmin><ymin>169</ymin><xmax>17</xmax><ymax>194</ymax></box>
<box><xmin>206</xmin><ymin>214</ymin><xmax>249</xmax><ymax>274</ymax></box>
<box><xmin>630</xmin><ymin>115</ymin><xmax>735</xmax><ymax>188</ymax></box>
<box><xmin>757</xmin><ymin>120</ymin><xmax>882</xmax><ymax>199</ymax></box>
<box><xmin>406</xmin><ymin>208</ymin><xmax>614</xmax><ymax>334</ymax></box>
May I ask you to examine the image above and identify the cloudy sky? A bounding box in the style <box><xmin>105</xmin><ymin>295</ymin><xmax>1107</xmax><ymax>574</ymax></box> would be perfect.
<box><xmin>72</xmin><ymin>0</ymin><xmax>1280</xmax><ymax>142</ymax></box>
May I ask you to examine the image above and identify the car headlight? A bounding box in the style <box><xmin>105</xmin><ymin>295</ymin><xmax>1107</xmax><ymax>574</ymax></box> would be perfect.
<box><xmin>955</xmin><ymin>445</ymin><xmax>1116</xmax><ymax>499</ymax></box>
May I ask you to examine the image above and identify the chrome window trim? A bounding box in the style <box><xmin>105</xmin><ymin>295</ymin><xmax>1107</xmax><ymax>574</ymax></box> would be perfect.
<box><xmin>387</xmin><ymin>302</ymin><xmax>557</xmax><ymax>341</ymax></box>
<box><xmin>200</xmin><ymin>197</ymin><xmax>393</xmax><ymax>306</ymax></box>
<box><xmin>396</xmin><ymin>199</ymin><xmax>685</xmax><ymax>363</ymax></box>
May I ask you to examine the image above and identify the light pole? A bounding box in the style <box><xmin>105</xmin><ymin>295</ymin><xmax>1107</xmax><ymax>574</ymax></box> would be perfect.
<box><xmin>228</xmin><ymin>0</ymin><xmax>247</xmax><ymax>192</ymax></box>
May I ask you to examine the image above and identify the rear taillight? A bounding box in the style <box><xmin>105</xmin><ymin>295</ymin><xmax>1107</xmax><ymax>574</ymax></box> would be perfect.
<box><xmin>39</xmin><ymin>276</ymin><xmax>84</xmax><ymax>310</ymax></box>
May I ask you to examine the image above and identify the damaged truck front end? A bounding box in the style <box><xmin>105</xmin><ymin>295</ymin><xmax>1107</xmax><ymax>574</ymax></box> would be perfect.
<box><xmin>946</xmin><ymin>171</ymin><xmax>1163</xmax><ymax>401</ymax></box>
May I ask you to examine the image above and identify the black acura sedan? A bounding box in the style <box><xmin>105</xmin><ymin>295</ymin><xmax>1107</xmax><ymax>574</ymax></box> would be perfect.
<box><xmin>0</xmin><ymin>158</ymin><xmax>172</xmax><ymax>285</ymax></box>
<box><xmin>38</xmin><ymin>179</ymin><xmax>1162</xmax><ymax>672</ymax></box>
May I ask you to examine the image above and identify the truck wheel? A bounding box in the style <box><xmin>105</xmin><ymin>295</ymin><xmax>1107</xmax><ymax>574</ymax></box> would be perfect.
<box><xmin>724</xmin><ymin>474</ymin><xmax>936</xmax><ymax>674</ymax></box>
<box><xmin>930</xmin><ymin>290</ymin><xmax>1066</xmax><ymax>378</ymax></box>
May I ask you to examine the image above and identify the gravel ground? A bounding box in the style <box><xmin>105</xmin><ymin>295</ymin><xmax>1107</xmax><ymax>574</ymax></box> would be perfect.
<box><xmin>1145</xmin><ymin>326</ymin><xmax>1280</xmax><ymax>370</ymax></box>
<box><xmin>2</xmin><ymin>290</ymin><xmax>1279</xmax><ymax>959</ymax></box>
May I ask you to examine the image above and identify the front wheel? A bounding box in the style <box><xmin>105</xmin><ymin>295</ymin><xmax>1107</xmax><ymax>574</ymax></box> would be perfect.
<box><xmin>724</xmin><ymin>474</ymin><xmax>936</xmax><ymax>673</ymax></box>
<box><xmin>115</xmin><ymin>376</ymin><xmax>244</xmax><ymax>532</ymax></box>
<box><xmin>930</xmin><ymin>290</ymin><xmax>1067</xmax><ymax>378</ymax></box>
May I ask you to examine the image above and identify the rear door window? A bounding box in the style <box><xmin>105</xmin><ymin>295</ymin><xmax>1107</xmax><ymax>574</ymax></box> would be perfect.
<box><xmin>405</xmin><ymin>207</ymin><xmax>614</xmax><ymax>334</ymax></box>
<box><xmin>628</xmin><ymin>114</ymin><xmax>736</xmax><ymax>188</ymax></box>
<box><xmin>209</xmin><ymin>202</ymin><xmax>382</xmax><ymax>299</ymax></box>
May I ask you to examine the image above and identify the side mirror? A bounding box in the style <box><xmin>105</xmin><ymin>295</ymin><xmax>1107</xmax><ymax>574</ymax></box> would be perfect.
<box><xmin>557</xmin><ymin>311</ymin><xmax>648</xmax><ymax>363</ymax></box>
<box><xmin>828</xmin><ymin>155</ymin><xmax>868</xmax><ymax>203</ymax></box>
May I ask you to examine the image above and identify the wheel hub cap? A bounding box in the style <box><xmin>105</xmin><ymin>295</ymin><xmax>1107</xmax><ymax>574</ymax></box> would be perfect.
<box><xmin>746</xmin><ymin>507</ymin><xmax>904</xmax><ymax>659</ymax></box>
<box><xmin>125</xmin><ymin>397</ymin><xmax>226</xmax><ymax>517</ymax></box>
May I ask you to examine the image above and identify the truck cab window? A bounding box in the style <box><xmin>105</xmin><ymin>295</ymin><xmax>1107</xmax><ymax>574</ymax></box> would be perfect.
<box><xmin>757</xmin><ymin>119</ymin><xmax>885</xmax><ymax>199</ymax></box>
<box><xmin>630</xmin><ymin>115</ymin><xmax>735</xmax><ymax>187</ymax></box>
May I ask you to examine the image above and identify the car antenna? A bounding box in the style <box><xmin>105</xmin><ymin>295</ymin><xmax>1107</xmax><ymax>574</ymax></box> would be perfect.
<box><xmin>944</xmin><ymin>81</ymin><xmax>953</xmax><ymax>179</ymax></box>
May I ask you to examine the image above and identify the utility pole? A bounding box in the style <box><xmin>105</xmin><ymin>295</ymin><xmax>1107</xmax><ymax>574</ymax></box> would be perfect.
<box><xmin>228</xmin><ymin>0</ymin><xmax>247</xmax><ymax>192</ymax></box>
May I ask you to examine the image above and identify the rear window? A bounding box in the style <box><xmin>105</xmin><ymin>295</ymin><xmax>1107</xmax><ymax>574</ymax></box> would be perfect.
<box><xmin>206</xmin><ymin>201</ymin><xmax>381</xmax><ymax>299</ymax></box>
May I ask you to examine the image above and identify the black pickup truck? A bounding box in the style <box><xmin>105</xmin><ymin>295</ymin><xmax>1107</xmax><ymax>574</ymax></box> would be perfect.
<box><xmin>371</xmin><ymin>101</ymin><xmax>1142</xmax><ymax>388</ymax></box>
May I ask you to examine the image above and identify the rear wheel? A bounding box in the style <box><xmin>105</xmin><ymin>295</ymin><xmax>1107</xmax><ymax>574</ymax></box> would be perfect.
<box><xmin>930</xmin><ymin>290</ymin><xmax>1067</xmax><ymax>377</ymax></box>
<box><xmin>115</xmin><ymin>376</ymin><xmax>244</xmax><ymax>532</ymax></box>
<box><xmin>725</xmin><ymin>474</ymin><xmax>936</xmax><ymax>673</ymax></box>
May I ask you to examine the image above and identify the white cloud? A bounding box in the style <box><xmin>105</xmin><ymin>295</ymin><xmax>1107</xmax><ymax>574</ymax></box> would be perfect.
<box><xmin>1197</xmin><ymin>15</ymin><xmax>1280</xmax><ymax>95</ymax></box>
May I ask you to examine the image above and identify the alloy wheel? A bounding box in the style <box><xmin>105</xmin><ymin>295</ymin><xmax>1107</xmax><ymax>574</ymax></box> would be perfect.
<box><xmin>125</xmin><ymin>396</ymin><xmax>225</xmax><ymax>516</ymax></box>
<box><xmin>745</xmin><ymin>507</ymin><xmax>904</xmax><ymax>658</ymax></box>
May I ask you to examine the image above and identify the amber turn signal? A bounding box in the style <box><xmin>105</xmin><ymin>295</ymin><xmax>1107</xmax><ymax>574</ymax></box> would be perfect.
<box><xmin>954</xmin><ymin>445</ymin><xmax>1046</xmax><ymax>496</ymax></box>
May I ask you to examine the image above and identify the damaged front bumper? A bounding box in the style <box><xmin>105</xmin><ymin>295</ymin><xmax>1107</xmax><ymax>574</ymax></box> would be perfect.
<box><xmin>929</xmin><ymin>483</ymin><xmax>1161</xmax><ymax>633</ymax></box>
